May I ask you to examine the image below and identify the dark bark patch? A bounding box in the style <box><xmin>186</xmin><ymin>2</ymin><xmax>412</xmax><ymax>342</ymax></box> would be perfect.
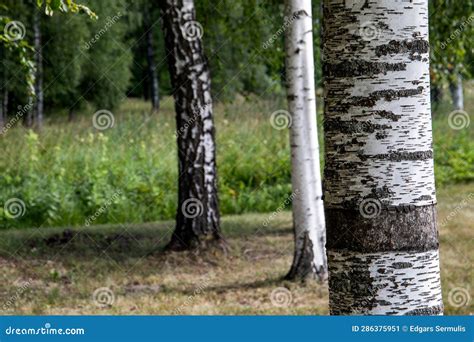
<box><xmin>391</xmin><ymin>262</ymin><xmax>413</xmax><ymax>269</ymax></box>
<box><xmin>375</xmin><ymin>39</ymin><xmax>429</xmax><ymax>57</ymax></box>
<box><xmin>405</xmin><ymin>305</ymin><xmax>443</xmax><ymax>315</ymax></box>
<box><xmin>360</xmin><ymin>150</ymin><xmax>433</xmax><ymax>162</ymax></box>
<box><xmin>324</xmin><ymin>118</ymin><xmax>391</xmax><ymax>134</ymax></box>
<box><xmin>343</xmin><ymin>87</ymin><xmax>424</xmax><ymax>111</ymax></box>
<box><xmin>372</xmin><ymin>110</ymin><xmax>402</xmax><ymax>121</ymax></box>
<box><xmin>325</xmin><ymin>205</ymin><xmax>438</xmax><ymax>252</ymax></box>
<box><xmin>323</xmin><ymin>60</ymin><xmax>406</xmax><ymax>77</ymax></box>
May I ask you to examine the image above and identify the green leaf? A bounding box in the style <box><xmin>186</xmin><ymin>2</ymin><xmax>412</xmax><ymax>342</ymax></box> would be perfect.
<box><xmin>51</xmin><ymin>0</ymin><xmax>61</xmax><ymax>10</ymax></box>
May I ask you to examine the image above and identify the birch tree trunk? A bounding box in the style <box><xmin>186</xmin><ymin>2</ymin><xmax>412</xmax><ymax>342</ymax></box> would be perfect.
<box><xmin>323</xmin><ymin>0</ymin><xmax>443</xmax><ymax>315</ymax></box>
<box><xmin>284</xmin><ymin>0</ymin><xmax>327</xmax><ymax>281</ymax></box>
<box><xmin>449</xmin><ymin>73</ymin><xmax>464</xmax><ymax>110</ymax></box>
<box><xmin>0</xmin><ymin>45</ymin><xmax>6</xmax><ymax>130</ymax></box>
<box><xmin>32</xmin><ymin>10</ymin><xmax>44</xmax><ymax>128</ymax></box>
<box><xmin>159</xmin><ymin>0</ymin><xmax>223</xmax><ymax>250</ymax></box>
<box><xmin>144</xmin><ymin>8</ymin><xmax>160</xmax><ymax>112</ymax></box>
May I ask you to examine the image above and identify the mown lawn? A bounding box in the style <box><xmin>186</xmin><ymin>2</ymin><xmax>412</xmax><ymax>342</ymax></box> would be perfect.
<box><xmin>0</xmin><ymin>183</ymin><xmax>472</xmax><ymax>315</ymax></box>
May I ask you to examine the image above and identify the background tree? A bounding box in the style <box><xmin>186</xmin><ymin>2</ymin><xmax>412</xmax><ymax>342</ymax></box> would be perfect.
<box><xmin>429</xmin><ymin>0</ymin><xmax>473</xmax><ymax>110</ymax></box>
<box><xmin>323</xmin><ymin>0</ymin><xmax>443</xmax><ymax>314</ymax></box>
<box><xmin>284</xmin><ymin>0</ymin><xmax>326</xmax><ymax>281</ymax></box>
<box><xmin>159</xmin><ymin>0</ymin><xmax>223</xmax><ymax>250</ymax></box>
<box><xmin>29</xmin><ymin>9</ymin><xmax>43</xmax><ymax>128</ymax></box>
<box><xmin>79</xmin><ymin>0</ymin><xmax>131</xmax><ymax>110</ymax></box>
<box><xmin>143</xmin><ymin>2</ymin><xmax>160</xmax><ymax>111</ymax></box>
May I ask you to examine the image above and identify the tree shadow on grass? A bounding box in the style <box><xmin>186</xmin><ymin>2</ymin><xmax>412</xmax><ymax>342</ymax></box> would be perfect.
<box><xmin>0</xmin><ymin>217</ymin><xmax>293</xmax><ymax>264</ymax></box>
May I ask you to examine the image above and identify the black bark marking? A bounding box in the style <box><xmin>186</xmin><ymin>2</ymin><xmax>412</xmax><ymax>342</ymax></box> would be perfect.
<box><xmin>324</xmin><ymin>60</ymin><xmax>406</xmax><ymax>77</ymax></box>
<box><xmin>324</xmin><ymin>118</ymin><xmax>391</xmax><ymax>134</ymax></box>
<box><xmin>404</xmin><ymin>305</ymin><xmax>443</xmax><ymax>316</ymax></box>
<box><xmin>372</xmin><ymin>110</ymin><xmax>402</xmax><ymax>121</ymax></box>
<box><xmin>358</xmin><ymin>150</ymin><xmax>433</xmax><ymax>162</ymax></box>
<box><xmin>375</xmin><ymin>39</ymin><xmax>429</xmax><ymax>58</ymax></box>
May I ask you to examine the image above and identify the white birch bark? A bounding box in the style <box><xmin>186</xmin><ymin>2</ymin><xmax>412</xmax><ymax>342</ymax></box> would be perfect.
<box><xmin>285</xmin><ymin>0</ymin><xmax>327</xmax><ymax>281</ymax></box>
<box><xmin>323</xmin><ymin>0</ymin><xmax>443</xmax><ymax>314</ymax></box>
<box><xmin>449</xmin><ymin>73</ymin><xmax>464</xmax><ymax>110</ymax></box>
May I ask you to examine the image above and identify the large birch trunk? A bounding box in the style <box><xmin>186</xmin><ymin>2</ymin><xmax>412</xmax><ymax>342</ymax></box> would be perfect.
<box><xmin>323</xmin><ymin>0</ymin><xmax>443</xmax><ymax>315</ymax></box>
<box><xmin>449</xmin><ymin>73</ymin><xmax>464</xmax><ymax>110</ymax></box>
<box><xmin>159</xmin><ymin>0</ymin><xmax>223</xmax><ymax>250</ymax></box>
<box><xmin>284</xmin><ymin>0</ymin><xmax>327</xmax><ymax>281</ymax></box>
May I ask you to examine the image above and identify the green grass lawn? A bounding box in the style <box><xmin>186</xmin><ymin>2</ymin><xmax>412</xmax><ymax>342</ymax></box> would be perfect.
<box><xmin>0</xmin><ymin>183</ymin><xmax>472</xmax><ymax>315</ymax></box>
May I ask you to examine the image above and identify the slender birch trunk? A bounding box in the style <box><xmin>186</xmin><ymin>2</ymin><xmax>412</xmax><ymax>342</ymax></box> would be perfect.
<box><xmin>144</xmin><ymin>8</ymin><xmax>160</xmax><ymax>112</ymax></box>
<box><xmin>284</xmin><ymin>0</ymin><xmax>327</xmax><ymax>281</ymax></box>
<box><xmin>0</xmin><ymin>45</ymin><xmax>6</xmax><ymax>130</ymax></box>
<box><xmin>323</xmin><ymin>0</ymin><xmax>443</xmax><ymax>315</ymax></box>
<box><xmin>159</xmin><ymin>0</ymin><xmax>223</xmax><ymax>250</ymax></box>
<box><xmin>32</xmin><ymin>10</ymin><xmax>44</xmax><ymax>128</ymax></box>
<box><xmin>449</xmin><ymin>73</ymin><xmax>464</xmax><ymax>110</ymax></box>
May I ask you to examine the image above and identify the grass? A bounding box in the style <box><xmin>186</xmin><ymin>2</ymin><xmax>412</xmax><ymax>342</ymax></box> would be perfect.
<box><xmin>0</xmin><ymin>83</ymin><xmax>472</xmax><ymax>229</ymax></box>
<box><xmin>0</xmin><ymin>182</ymin><xmax>472</xmax><ymax>315</ymax></box>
